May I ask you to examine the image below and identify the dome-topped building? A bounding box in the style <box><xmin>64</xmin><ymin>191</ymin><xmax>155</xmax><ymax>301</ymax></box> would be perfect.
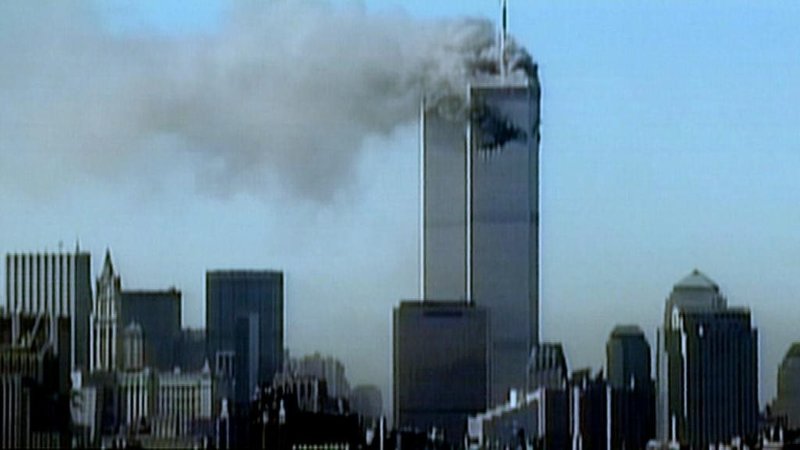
<box><xmin>656</xmin><ymin>269</ymin><xmax>758</xmax><ymax>447</ymax></box>
<box><xmin>774</xmin><ymin>342</ymin><xmax>800</xmax><ymax>428</ymax></box>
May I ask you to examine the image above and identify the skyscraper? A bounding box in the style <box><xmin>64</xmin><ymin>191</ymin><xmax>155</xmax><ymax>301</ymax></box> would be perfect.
<box><xmin>5</xmin><ymin>250</ymin><xmax>91</xmax><ymax>371</ymax></box>
<box><xmin>656</xmin><ymin>270</ymin><xmax>758</xmax><ymax>447</ymax></box>
<box><xmin>421</xmin><ymin>58</ymin><xmax>541</xmax><ymax>407</ymax></box>
<box><xmin>393</xmin><ymin>301</ymin><xmax>489</xmax><ymax>444</ymax></box>
<box><xmin>606</xmin><ymin>325</ymin><xmax>651</xmax><ymax>390</ymax></box>
<box><xmin>606</xmin><ymin>325</ymin><xmax>655</xmax><ymax>450</ymax></box>
<box><xmin>206</xmin><ymin>270</ymin><xmax>283</xmax><ymax>406</ymax></box>
<box><xmin>120</xmin><ymin>288</ymin><xmax>181</xmax><ymax>371</ymax></box>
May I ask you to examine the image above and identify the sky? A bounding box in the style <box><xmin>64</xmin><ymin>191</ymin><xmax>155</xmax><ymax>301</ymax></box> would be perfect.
<box><xmin>1</xmin><ymin>0</ymin><xmax>799</xmax><ymax>414</ymax></box>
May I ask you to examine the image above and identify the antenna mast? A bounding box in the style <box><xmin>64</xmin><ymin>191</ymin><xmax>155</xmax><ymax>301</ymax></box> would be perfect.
<box><xmin>499</xmin><ymin>0</ymin><xmax>508</xmax><ymax>79</ymax></box>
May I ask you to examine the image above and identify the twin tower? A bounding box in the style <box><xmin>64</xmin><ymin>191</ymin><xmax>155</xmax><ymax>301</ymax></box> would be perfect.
<box><xmin>394</xmin><ymin>57</ymin><xmax>542</xmax><ymax>440</ymax></box>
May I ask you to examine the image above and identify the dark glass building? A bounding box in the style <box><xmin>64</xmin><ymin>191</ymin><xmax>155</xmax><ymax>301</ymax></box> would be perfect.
<box><xmin>607</xmin><ymin>325</ymin><xmax>651</xmax><ymax>390</ymax></box>
<box><xmin>606</xmin><ymin>325</ymin><xmax>655</xmax><ymax>450</ymax></box>
<box><xmin>173</xmin><ymin>328</ymin><xmax>207</xmax><ymax>372</ymax></box>
<box><xmin>206</xmin><ymin>270</ymin><xmax>284</xmax><ymax>406</ymax></box>
<box><xmin>657</xmin><ymin>270</ymin><xmax>758</xmax><ymax>447</ymax></box>
<box><xmin>393</xmin><ymin>301</ymin><xmax>488</xmax><ymax>445</ymax></box>
<box><xmin>120</xmin><ymin>289</ymin><xmax>181</xmax><ymax>371</ymax></box>
<box><xmin>421</xmin><ymin>67</ymin><xmax>541</xmax><ymax>406</ymax></box>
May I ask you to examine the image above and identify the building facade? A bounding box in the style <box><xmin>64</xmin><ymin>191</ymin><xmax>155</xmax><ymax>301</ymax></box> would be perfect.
<box><xmin>90</xmin><ymin>251</ymin><xmax>121</xmax><ymax>373</ymax></box>
<box><xmin>393</xmin><ymin>301</ymin><xmax>489</xmax><ymax>445</ymax></box>
<box><xmin>349</xmin><ymin>384</ymin><xmax>382</xmax><ymax>421</ymax></box>
<box><xmin>528</xmin><ymin>342</ymin><xmax>568</xmax><ymax>391</ymax></box>
<box><xmin>606</xmin><ymin>325</ymin><xmax>655</xmax><ymax>450</ymax></box>
<box><xmin>152</xmin><ymin>366</ymin><xmax>213</xmax><ymax>439</ymax></box>
<box><xmin>5</xmin><ymin>251</ymin><xmax>91</xmax><ymax>370</ymax></box>
<box><xmin>774</xmin><ymin>343</ymin><xmax>800</xmax><ymax>429</ymax></box>
<box><xmin>206</xmin><ymin>270</ymin><xmax>284</xmax><ymax>406</ymax></box>
<box><xmin>120</xmin><ymin>288</ymin><xmax>182</xmax><ymax>371</ymax></box>
<box><xmin>421</xmin><ymin>59</ymin><xmax>541</xmax><ymax>407</ymax></box>
<box><xmin>656</xmin><ymin>270</ymin><xmax>758</xmax><ymax>448</ymax></box>
<box><xmin>281</xmin><ymin>353</ymin><xmax>351</xmax><ymax>400</ymax></box>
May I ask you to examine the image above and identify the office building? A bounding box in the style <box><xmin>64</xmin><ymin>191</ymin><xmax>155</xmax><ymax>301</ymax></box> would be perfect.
<box><xmin>0</xmin><ymin>313</ymin><xmax>70</xmax><ymax>448</ymax></box>
<box><xmin>120</xmin><ymin>288</ymin><xmax>182</xmax><ymax>371</ymax></box>
<box><xmin>420</xmin><ymin>37</ymin><xmax>541</xmax><ymax>406</ymax></box>
<box><xmin>350</xmin><ymin>384</ymin><xmax>382</xmax><ymax>421</ymax></box>
<box><xmin>152</xmin><ymin>365</ymin><xmax>213</xmax><ymax>439</ymax></box>
<box><xmin>206</xmin><ymin>270</ymin><xmax>284</xmax><ymax>406</ymax></box>
<box><xmin>774</xmin><ymin>343</ymin><xmax>800</xmax><ymax>429</ymax></box>
<box><xmin>121</xmin><ymin>321</ymin><xmax>144</xmax><ymax>372</ymax></box>
<box><xmin>5</xmin><ymin>250</ymin><xmax>91</xmax><ymax>370</ymax></box>
<box><xmin>656</xmin><ymin>270</ymin><xmax>758</xmax><ymax>448</ymax></box>
<box><xmin>468</xmin><ymin>387</ymin><xmax>570</xmax><ymax>450</ymax></box>
<box><xmin>393</xmin><ymin>301</ymin><xmax>488</xmax><ymax>445</ymax></box>
<box><xmin>173</xmin><ymin>328</ymin><xmax>207</xmax><ymax>372</ymax></box>
<box><xmin>606</xmin><ymin>325</ymin><xmax>655</xmax><ymax>450</ymax></box>
<box><xmin>281</xmin><ymin>353</ymin><xmax>351</xmax><ymax>400</ymax></box>
<box><xmin>528</xmin><ymin>342</ymin><xmax>568</xmax><ymax>391</ymax></box>
<box><xmin>607</xmin><ymin>325</ymin><xmax>651</xmax><ymax>390</ymax></box>
<box><xmin>90</xmin><ymin>251</ymin><xmax>121</xmax><ymax>372</ymax></box>
<box><xmin>117</xmin><ymin>368</ymin><xmax>155</xmax><ymax>434</ymax></box>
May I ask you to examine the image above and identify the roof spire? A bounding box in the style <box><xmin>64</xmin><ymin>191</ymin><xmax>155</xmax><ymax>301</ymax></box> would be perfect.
<box><xmin>499</xmin><ymin>0</ymin><xmax>509</xmax><ymax>79</ymax></box>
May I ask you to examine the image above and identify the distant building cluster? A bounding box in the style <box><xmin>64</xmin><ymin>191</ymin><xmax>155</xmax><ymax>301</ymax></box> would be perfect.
<box><xmin>0</xmin><ymin>249</ymin><xmax>383</xmax><ymax>449</ymax></box>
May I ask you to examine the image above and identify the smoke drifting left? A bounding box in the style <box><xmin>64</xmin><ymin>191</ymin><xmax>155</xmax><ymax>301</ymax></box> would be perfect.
<box><xmin>0</xmin><ymin>2</ymin><xmax>528</xmax><ymax>201</ymax></box>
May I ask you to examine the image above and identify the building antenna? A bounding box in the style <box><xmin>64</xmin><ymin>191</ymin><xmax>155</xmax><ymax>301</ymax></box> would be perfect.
<box><xmin>499</xmin><ymin>0</ymin><xmax>508</xmax><ymax>79</ymax></box>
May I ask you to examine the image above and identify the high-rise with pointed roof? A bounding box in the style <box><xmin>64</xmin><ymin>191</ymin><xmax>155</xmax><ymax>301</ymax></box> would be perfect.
<box><xmin>90</xmin><ymin>250</ymin><xmax>121</xmax><ymax>372</ymax></box>
<box><xmin>656</xmin><ymin>270</ymin><xmax>758</xmax><ymax>447</ymax></box>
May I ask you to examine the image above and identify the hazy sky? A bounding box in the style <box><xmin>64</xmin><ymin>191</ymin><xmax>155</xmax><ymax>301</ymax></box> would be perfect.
<box><xmin>1</xmin><ymin>1</ymin><xmax>799</xmax><ymax>413</ymax></box>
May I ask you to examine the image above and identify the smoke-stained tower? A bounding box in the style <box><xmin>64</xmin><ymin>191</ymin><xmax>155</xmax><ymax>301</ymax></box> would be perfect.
<box><xmin>420</xmin><ymin>11</ymin><xmax>541</xmax><ymax>405</ymax></box>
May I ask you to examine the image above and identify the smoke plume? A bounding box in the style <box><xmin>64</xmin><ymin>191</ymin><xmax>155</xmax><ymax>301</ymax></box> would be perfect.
<box><xmin>0</xmin><ymin>2</ymin><xmax>533</xmax><ymax>201</ymax></box>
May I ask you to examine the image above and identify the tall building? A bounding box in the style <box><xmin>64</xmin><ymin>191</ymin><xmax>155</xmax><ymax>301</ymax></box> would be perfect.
<box><xmin>656</xmin><ymin>270</ymin><xmax>758</xmax><ymax>447</ymax></box>
<box><xmin>349</xmin><ymin>384</ymin><xmax>382</xmax><ymax>421</ymax></box>
<box><xmin>773</xmin><ymin>343</ymin><xmax>800</xmax><ymax>429</ymax></box>
<box><xmin>206</xmin><ymin>270</ymin><xmax>284</xmax><ymax>406</ymax></box>
<box><xmin>420</xmin><ymin>45</ymin><xmax>541</xmax><ymax>406</ymax></box>
<box><xmin>173</xmin><ymin>328</ymin><xmax>207</xmax><ymax>372</ymax></box>
<box><xmin>90</xmin><ymin>251</ymin><xmax>121</xmax><ymax>372</ymax></box>
<box><xmin>606</xmin><ymin>325</ymin><xmax>651</xmax><ymax>390</ymax></box>
<box><xmin>0</xmin><ymin>313</ymin><xmax>71</xmax><ymax>448</ymax></box>
<box><xmin>281</xmin><ymin>353</ymin><xmax>351</xmax><ymax>400</ymax></box>
<box><xmin>5</xmin><ymin>250</ymin><xmax>91</xmax><ymax>371</ymax></box>
<box><xmin>606</xmin><ymin>325</ymin><xmax>655</xmax><ymax>450</ymax></box>
<box><xmin>120</xmin><ymin>288</ymin><xmax>182</xmax><ymax>371</ymax></box>
<box><xmin>527</xmin><ymin>342</ymin><xmax>568</xmax><ymax>391</ymax></box>
<box><xmin>393</xmin><ymin>301</ymin><xmax>489</xmax><ymax>445</ymax></box>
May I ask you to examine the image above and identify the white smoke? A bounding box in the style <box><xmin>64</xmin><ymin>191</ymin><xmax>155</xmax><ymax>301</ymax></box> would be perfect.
<box><xmin>0</xmin><ymin>2</ymin><xmax>533</xmax><ymax>201</ymax></box>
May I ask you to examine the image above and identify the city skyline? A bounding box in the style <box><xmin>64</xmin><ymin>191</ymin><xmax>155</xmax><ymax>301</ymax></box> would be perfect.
<box><xmin>1</xmin><ymin>0</ymin><xmax>800</xmax><ymax>418</ymax></box>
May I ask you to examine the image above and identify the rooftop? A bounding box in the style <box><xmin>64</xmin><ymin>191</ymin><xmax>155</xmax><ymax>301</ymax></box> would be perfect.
<box><xmin>674</xmin><ymin>269</ymin><xmax>719</xmax><ymax>291</ymax></box>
